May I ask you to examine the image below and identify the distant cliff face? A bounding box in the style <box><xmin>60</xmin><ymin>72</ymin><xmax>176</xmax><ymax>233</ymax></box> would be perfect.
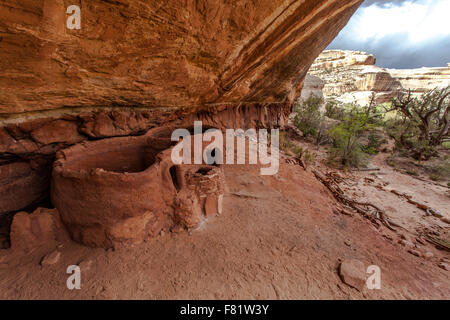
<box><xmin>387</xmin><ymin>67</ymin><xmax>450</xmax><ymax>94</ymax></box>
<box><xmin>299</xmin><ymin>75</ymin><xmax>325</xmax><ymax>102</ymax></box>
<box><xmin>307</xmin><ymin>50</ymin><xmax>450</xmax><ymax>105</ymax></box>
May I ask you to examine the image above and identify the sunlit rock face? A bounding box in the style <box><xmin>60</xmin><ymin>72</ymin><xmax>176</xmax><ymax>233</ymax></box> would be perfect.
<box><xmin>299</xmin><ymin>75</ymin><xmax>325</xmax><ymax>102</ymax></box>
<box><xmin>0</xmin><ymin>0</ymin><xmax>363</xmax><ymax>242</ymax></box>
<box><xmin>308</xmin><ymin>50</ymin><xmax>450</xmax><ymax>106</ymax></box>
<box><xmin>387</xmin><ymin>67</ymin><xmax>450</xmax><ymax>95</ymax></box>
<box><xmin>308</xmin><ymin>50</ymin><xmax>403</xmax><ymax>105</ymax></box>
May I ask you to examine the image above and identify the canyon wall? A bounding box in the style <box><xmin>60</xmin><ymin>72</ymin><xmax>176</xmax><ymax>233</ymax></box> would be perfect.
<box><xmin>0</xmin><ymin>0</ymin><xmax>363</xmax><ymax>245</ymax></box>
<box><xmin>307</xmin><ymin>50</ymin><xmax>450</xmax><ymax>105</ymax></box>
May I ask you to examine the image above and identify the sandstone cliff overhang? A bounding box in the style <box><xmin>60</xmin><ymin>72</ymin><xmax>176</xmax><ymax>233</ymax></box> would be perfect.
<box><xmin>0</xmin><ymin>1</ymin><xmax>363</xmax><ymax>246</ymax></box>
<box><xmin>0</xmin><ymin>0</ymin><xmax>362</xmax><ymax>116</ymax></box>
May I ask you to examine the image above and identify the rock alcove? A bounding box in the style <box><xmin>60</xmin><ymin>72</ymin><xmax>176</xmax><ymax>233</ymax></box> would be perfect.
<box><xmin>51</xmin><ymin>129</ymin><xmax>225</xmax><ymax>248</ymax></box>
<box><xmin>0</xmin><ymin>0</ymin><xmax>363</xmax><ymax>248</ymax></box>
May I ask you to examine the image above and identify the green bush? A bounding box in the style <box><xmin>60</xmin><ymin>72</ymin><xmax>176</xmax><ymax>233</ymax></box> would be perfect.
<box><xmin>327</xmin><ymin>106</ymin><xmax>376</xmax><ymax>168</ymax></box>
<box><xmin>325</xmin><ymin>101</ymin><xmax>345</xmax><ymax>120</ymax></box>
<box><xmin>405</xmin><ymin>169</ymin><xmax>418</xmax><ymax>176</ymax></box>
<box><xmin>360</xmin><ymin>145</ymin><xmax>379</xmax><ymax>155</ymax></box>
<box><xmin>428</xmin><ymin>161</ymin><xmax>450</xmax><ymax>181</ymax></box>
<box><xmin>293</xmin><ymin>95</ymin><xmax>330</xmax><ymax>145</ymax></box>
<box><xmin>294</xmin><ymin>95</ymin><xmax>323</xmax><ymax>138</ymax></box>
<box><xmin>386</xmin><ymin>86</ymin><xmax>450</xmax><ymax>160</ymax></box>
<box><xmin>291</xmin><ymin>145</ymin><xmax>304</xmax><ymax>156</ymax></box>
<box><xmin>361</xmin><ymin>132</ymin><xmax>385</xmax><ymax>155</ymax></box>
<box><xmin>303</xmin><ymin>149</ymin><xmax>316</xmax><ymax>166</ymax></box>
<box><xmin>383</xmin><ymin>116</ymin><xmax>435</xmax><ymax>160</ymax></box>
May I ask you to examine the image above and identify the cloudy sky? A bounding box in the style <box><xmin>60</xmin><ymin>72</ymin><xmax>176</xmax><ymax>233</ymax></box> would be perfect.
<box><xmin>328</xmin><ymin>0</ymin><xmax>450</xmax><ymax>69</ymax></box>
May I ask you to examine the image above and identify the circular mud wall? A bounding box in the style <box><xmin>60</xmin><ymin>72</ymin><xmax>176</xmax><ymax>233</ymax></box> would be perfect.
<box><xmin>51</xmin><ymin>135</ymin><xmax>177</xmax><ymax>248</ymax></box>
<box><xmin>51</xmin><ymin>130</ymin><xmax>225</xmax><ymax>248</ymax></box>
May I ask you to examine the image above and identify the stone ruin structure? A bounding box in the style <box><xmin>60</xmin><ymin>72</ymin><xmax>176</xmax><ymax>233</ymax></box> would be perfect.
<box><xmin>52</xmin><ymin>128</ymin><xmax>225</xmax><ymax>248</ymax></box>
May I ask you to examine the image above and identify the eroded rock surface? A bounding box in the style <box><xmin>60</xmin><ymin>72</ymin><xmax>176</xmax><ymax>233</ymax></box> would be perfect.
<box><xmin>308</xmin><ymin>50</ymin><xmax>450</xmax><ymax>105</ymax></box>
<box><xmin>0</xmin><ymin>162</ymin><xmax>50</xmax><ymax>214</ymax></box>
<box><xmin>0</xmin><ymin>0</ymin><xmax>362</xmax><ymax>115</ymax></box>
<box><xmin>299</xmin><ymin>75</ymin><xmax>325</xmax><ymax>103</ymax></box>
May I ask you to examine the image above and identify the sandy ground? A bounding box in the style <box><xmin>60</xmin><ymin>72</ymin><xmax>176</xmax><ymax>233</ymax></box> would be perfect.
<box><xmin>0</xmin><ymin>154</ymin><xmax>448</xmax><ymax>299</ymax></box>
<box><xmin>344</xmin><ymin>151</ymin><xmax>449</xmax><ymax>239</ymax></box>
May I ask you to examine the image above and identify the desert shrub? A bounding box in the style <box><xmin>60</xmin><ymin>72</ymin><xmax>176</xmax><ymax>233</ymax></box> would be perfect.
<box><xmin>302</xmin><ymin>149</ymin><xmax>316</xmax><ymax>166</ymax></box>
<box><xmin>327</xmin><ymin>105</ymin><xmax>377</xmax><ymax>168</ymax></box>
<box><xmin>360</xmin><ymin>145</ymin><xmax>378</xmax><ymax>155</ymax></box>
<box><xmin>428</xmin><ymin>161</ymin><xmax>450</xmax><ymax>181</ymax></box>
<box><xmin>279</xmin><ymin>131</ymin><xmax>307</xmax><ymax>159</ymax></box>
<box><xmin>384</xmin><ymin>116</ymin><xmax>434</xmax><ymax>160</ymax></box>
<box><xmin>325</xmin><ymin>100</ymin><xmax>345</xmax><ymax>120</ymax></box>
<box><xmin>386</xmin><ymin>155</ymin><xmax>397</xmax><ymax>167</ymax></box>
<box><xmin>294</xmin><ymin>95</ymin><xmax>322</xmax><ymax>137</ymax></box>
<box><xmin>279</xmin><ymin>131</ymin><xmax>291</xmax><ymax>151</ymax></box>
<box><xmin>386</xmin><ymin>86</ymin><xmax>450</xmax><ymax>160</ymax></box>
<box><xmin>361</xmin><ymin>132</ymin><xmax>385</xmax><ymax>155</ymax></box>
<box><xmin>405</xmin><ymin>169</ymin><xmax>418</xmax><ymax>176</ymax></box>
<box><xmin>294</xmin><ymin>95</ymin><xmax>329</xmax><ymax>145</ymax></box>
<box><xmin>291</xmin><ymin>145</ymin><xmax>303</xmax><ymax>156</ymax></box>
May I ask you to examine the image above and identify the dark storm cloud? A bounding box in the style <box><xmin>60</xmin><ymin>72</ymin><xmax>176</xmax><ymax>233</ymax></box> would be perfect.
<box><xmin>327</xmin><ymin>0</ymin><xmax>450</xmax><ymax>69</ymax></box>
<box><xmin>328</xmin><ymin>32</ymin><xmax>450</xmax><ymax>69</ymax></box>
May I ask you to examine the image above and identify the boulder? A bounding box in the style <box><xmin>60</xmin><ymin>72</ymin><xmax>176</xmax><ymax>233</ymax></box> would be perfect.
<box><xmin>9</xmin><ymin>207</ymin><xmax>69</xmax><ymax>253</ymax></box>
<box><xmin>339</xmin><ymin>259</ymin><xmax>366</xmax><ymax>291</ymax></box>
<box><xmin>30</xmin><ymin>120</ymin><xmax>85</xmax><ymax>145</ymax></box>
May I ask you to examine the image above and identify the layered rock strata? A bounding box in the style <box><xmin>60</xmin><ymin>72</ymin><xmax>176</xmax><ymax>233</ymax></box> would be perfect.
<box><xmin>307</xmin><ymin>50</ymin><xmax>450</xmax><ymax>105</ymax></box>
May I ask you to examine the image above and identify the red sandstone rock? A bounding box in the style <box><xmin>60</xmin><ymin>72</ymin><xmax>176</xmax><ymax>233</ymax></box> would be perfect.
<box><xmin>438</xmin><ymin>262</ymin><xmax>449</xmax><ymax>271</ymax></box>
<box><xmin>51</xmin><ymin>135</ymin><xmax>175</xmax><ymax>248</ymax></box>
<box><xmin>423</xmin><ymin>252</ymin><xmax>434</xmax><ymax>260</ymax></box>
<box><xmin>174</xmin><ymin>191</ymin><xmax>204</xmax><ymax>230</ymax></box>
<box><xmin>399</xmin><ymin>239</ymin><xmax>415</xmax><ymax>248</ymax></box>
<box><xmin>204</xmin><ymin>196</ymin><xmax>219</xmax><ymax>217</ymax></box>
<box><xmin>30</xmin><ymin>120</ymin><xmax>85</xmax><ymax>145</ymax></box>
<box><xmin>0</xmin><ymin>128</ymin><xmax>38</xmax><ymax>155</ymax></box>
<box><xmin>0</xmin><ymin>162</ymin><xmax>49</xmax><ymax>214</ymax></box>
<box><xmin>0</xmin><ymin>0</ymin><xmax>362</xmax><ymax>114</ymax></box>
<box><xmin>40</xmin><ymin>250</ymin><xmax>61</xmax><ymax>266</ymax></box>
<box><xmin>407</xmin><ymin>249</ymin><xmax>422</xmax><ymax>258</ymax></box>
<box><xmin>0</xmin><ymin>0</ymin><xmax>363</xmax><ymax>247</ymax></box>
<box><xmin>9</xmin><ymin>208</ymin><xmax>69</xmax><ymax>253</ymax></box>
<box><xmin>339</xmin><ymin>259</ymin><xmax>366</xmax><ymax>291</ymax></box>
